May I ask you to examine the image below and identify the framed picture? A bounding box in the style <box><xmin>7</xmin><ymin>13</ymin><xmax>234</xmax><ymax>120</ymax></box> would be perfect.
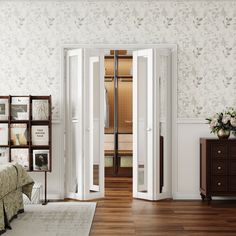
<box><xmin>11</xmin><ymin>97</ymin><xmax>29</xmax><ymax>120</ymax></box>
<box><xmin>31</xmin><ymin>125</ymin><xmax>49</xmax><ymax>146</ymax></box>
<box><xmin>33</xmin><ymin>150</ymin><xmax>50</xmax><ymax>171</ymax></box>
<box><xmin>11</xmin><ymin>148</ymin><xmax>29</xmax><ymax>170</ymax></box>
<box><xmin>0</xmin><ymin>99</ymin><xmax>9</xmax><ymax>120</ymax></box>
<box><xmin>32</xmin><ymin>99</ymin><xmax>49</xmax><ymax>120</ymax></box>
<box><xmin>0</xmin><ymin>148</ymin><xmax>9</xmax><ymax>164</ymax></box>
<box><xmin>10</xmin><ymin>123</ymin><xmax>28</xmax><ymax>145</ymax></box>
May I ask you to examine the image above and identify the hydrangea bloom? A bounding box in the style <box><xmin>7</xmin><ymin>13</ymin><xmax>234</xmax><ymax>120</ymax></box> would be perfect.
<box><xmin>230</xmin><ymin>117</ymin><xmax>236</xmax><ymax>127</ymax></box>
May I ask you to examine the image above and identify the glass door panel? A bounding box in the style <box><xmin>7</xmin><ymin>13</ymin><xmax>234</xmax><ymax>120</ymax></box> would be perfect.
<box><xmin>69</xmin><ymin>55</ymin><xmax>78</xmax><ymax>194</ymax></box>
<box><xmin>137</xmin><ymin>56</ymin><xmax>148</xmax><ymax>193</ymax></box>
<box><xmin>90</xmin><ymin>57</ymin><xmax>100</xmax><ymax>191</ymax></box>
<box><xmin>156</xmin><ymin>49</ymin><xmax>172</xmax><ymax>199</ymax></box>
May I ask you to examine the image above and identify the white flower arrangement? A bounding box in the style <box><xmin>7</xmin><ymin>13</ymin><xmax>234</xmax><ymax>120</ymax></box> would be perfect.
<box><xmin>206</xmin><ymin>107</ymin><xmax>236</xmax><ymax>135</ymax></box>
<box><xmin>230</xmin><ymin>117</ymin><xmax>236</xmax><ymax>127</ymax></box>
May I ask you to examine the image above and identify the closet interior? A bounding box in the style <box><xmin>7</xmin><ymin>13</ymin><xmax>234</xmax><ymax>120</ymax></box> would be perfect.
<box><xmin>104</xmin><ymin>50</ymin><xmax>133</xmax><ymax>177</ymax></box>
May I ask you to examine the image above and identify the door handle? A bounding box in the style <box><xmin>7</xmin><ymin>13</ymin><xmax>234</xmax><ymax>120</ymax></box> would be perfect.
<box><xmin>146</xmin><ymin>128</ymin><xmax>152</xmax><ymax>132</ymax></box>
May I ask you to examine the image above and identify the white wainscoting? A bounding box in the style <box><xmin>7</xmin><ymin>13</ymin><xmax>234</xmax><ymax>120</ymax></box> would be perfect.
<box><xmin>29</xmin><ymin>121</ymin><xmax>64</xmax><ymax>200</ymax></box>
<box><xmin>27</xmin><ymin>118</ymin><xmax>226</xmax><ymax>201</ymax></box>
<box><xmin>173</xmin><ymin>119</ymin><xmax>216</xmax><ymax>199</ymax></box>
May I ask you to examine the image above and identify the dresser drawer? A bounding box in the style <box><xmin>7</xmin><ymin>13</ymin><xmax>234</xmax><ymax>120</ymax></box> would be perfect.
<box><xmin>211</xmin><ymin>176</ymin><xmax>228</xmax><ymax>192</ymax></box>
<box><xmin>229</xmin><ymin>176</ymin><xmax>236</xmax><ymax>191</ymax></box>
<box><xmin>211</xmin><ymin>144</ymin><xmax>227</xmax><ymax>159</ymax></box>
<box><xmin>229</xmin><ymin>160</ymin><xmax>236</xmax><ymax>175</ymax></box>
<box><xmin>229</xmin><ymin>145</ymin><xmax>236</xmax><ymax>159</ymax></box>
<box><xmin>212</xmin><ymin>161</ymin><xmax>227</xmax><ymax>175</ymax></box>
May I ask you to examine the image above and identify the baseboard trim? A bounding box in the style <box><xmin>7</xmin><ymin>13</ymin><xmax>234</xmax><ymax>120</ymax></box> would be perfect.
<box><xmin>41</xmin><ymin>193</ymin><xmax>63</xmax><ymax>200</ymax></box>
<box><xmin>173</xmin><ymin>192</ymin><xmax>201</xmax><ymax>200</ymax></box>
<box><xmin>173</xmin><ymin>192</ymin><xmax>236</xmax><ymax>200</ymax></box>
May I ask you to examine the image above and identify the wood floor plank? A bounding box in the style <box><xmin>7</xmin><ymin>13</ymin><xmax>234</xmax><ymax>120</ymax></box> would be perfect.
<box><xmin>67</xmin><ymin>177</ymin><xmax>236</xmax><ymax>235</ymax></box>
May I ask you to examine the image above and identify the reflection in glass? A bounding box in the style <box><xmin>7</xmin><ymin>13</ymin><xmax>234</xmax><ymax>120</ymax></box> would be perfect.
<box><xmin>137</xmin><ymin>56</ymin><xmax>148</xmax><ymax>192</ymax></box>
<box><xmin>70</xmin><ymin>56</ymin><xmax>79</xmax><ymax>119</ymax></box>
<box><xmin>90</xmin><ymin>58</ymin><xmax>100</xmax><ymax>192</ymax></box>
<box><xmin>159</xmin><ymin>55</ymin><xmax>168</xmax><ymax>194</ymax></box>
<box><xmin>69</xmin><ymin>55</ymin><xmax>79</xmax><ymax>193</ymax></box>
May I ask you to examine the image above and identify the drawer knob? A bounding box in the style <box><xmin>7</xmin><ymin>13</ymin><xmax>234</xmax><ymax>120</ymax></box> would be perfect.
<box><xmin>217</xmin><ymin>150</ymin><xmax>221</xmax><ymax>154</ymax></box>
<box><xmin>217</xmin><ymin>182</ymin><xmax>221</xmax><ymax>186</ymax></box>
<box><xmin>217</xmin><ymin>166</ymin><xmax>222</xmax><ymax>170</ymax></box>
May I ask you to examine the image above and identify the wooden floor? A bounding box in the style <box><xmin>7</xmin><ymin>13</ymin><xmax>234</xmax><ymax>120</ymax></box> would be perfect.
<box><xmin>89</xmin><ymin>177</ymin><xmax>236</xmax><ymax>236</ymax></box>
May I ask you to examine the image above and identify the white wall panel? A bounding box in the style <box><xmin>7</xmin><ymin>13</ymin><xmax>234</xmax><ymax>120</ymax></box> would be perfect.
<box><xmin>175</xmin><ymin>121</ymin><xmax>218</xmax><ymax>199</ymax></box>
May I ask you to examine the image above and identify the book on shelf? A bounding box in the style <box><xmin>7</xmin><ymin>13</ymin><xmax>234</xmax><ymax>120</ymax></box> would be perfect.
<box><xmin>0</xmin><ymin>123</ymin><xmax>8</xmax><ymax>145</ymax></box>
<box><xmin>10</xmin><ymin>123</ymin><xmax>28</xmax><ymax>145</ymax></box>
<box><xmin>33</xmin><ymin>149</ymin><xmax>50</xmax><ymax>171</ymax></box>
<box><xmin>0</xmin><ymin>148</ymin><xmax>9</xmax><ymax>164</ymax></box>
<box><xmin>0</xmin><ymin>99</ymin><xmax>9</xmax><ymax>120</ymax></box>
<box><xmin>31</xmin><ymin>125</ymin><xmax>49</xmax><ymax>146</ymax></box>
<box><xmin>32</xmin><ymin>99</ymin><xmax>49</xmax><ymax>120</ymax></box>
<box><xmin>11</xmin><ymin>148</ymin><xmax>29</xmax><ymax>170</ymax></box>
<box><xmin>11</xmin><ymin>97</ymin><xmax>29</xmax><ymax>120</ymax></box>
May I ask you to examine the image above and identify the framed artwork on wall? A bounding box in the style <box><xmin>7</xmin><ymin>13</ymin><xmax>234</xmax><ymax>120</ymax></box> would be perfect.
<box><xmin>33</xmin><ymin>150</ymin><xmax>50</xmax><ymax>171</ymax></box>
<box><xmin>31</xmin><ymin>125</ymin><xmax>49</xmax><ymax>146</ymax></box>
<box><xmin>11</xmin><ymin>97</ymin><xmax>29</xmax><ymax>121</ymax></box>
<box><xmin>32</xmin><ymin>99</ymin><xmax>49</xmax><ymax>120</ymax></box>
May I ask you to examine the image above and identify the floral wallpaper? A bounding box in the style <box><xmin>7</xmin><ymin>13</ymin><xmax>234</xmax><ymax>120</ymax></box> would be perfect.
<box><xmin>0</xmin><ymin>0</ymin><xmax>236</xmax><ymax>119</ymax></box>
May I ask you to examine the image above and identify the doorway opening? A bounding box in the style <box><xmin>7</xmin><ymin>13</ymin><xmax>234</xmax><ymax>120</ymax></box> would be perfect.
<box><xmin>64</xmin><ymin>45</ymin><xmax>176</xmax><ymax>201</ymax></box>
<box><xmin>104</xmin><ymin>49</ymin><xmax>133</xmax><ymax>197</ymax></box>
<box><xmin>104</xmin><ymin>50</ymin><xmax>133</xmax><ymax>177</ymax></box>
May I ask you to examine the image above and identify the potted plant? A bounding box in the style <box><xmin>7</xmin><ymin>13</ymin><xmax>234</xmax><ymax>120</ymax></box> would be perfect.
<box><xmin>206</xmin><ymin>108</ymin><xmax>236</xmax><ymax>139</ymax></box>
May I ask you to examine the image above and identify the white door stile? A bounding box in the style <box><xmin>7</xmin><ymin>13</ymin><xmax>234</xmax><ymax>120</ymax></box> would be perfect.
<box><xmin>155</xmin><ymin>49</ymin><xmax>172</xmax><ymax>200</ymax></box>
<box><xmin>133</xmin><ymin>49</ymin><xmax>155</xmax><ymax>201</ymax></box>
<box><xmin>83</xmin><ymin>49</ymin><xmax>105</xmax><ymax>200</ymax></box>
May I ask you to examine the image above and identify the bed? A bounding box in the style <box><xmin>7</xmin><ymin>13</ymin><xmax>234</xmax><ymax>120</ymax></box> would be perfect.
<box><xmin>0</xmin><ymin>163</ymin><xmax>34</xmax><ymax>235</ymax></box>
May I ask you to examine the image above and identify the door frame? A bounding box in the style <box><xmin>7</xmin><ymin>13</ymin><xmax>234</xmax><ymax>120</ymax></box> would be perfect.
<box><xmin>61</xmin><ymin>44</ymin><xmax>178</xmax><ymax>199</ymax></box>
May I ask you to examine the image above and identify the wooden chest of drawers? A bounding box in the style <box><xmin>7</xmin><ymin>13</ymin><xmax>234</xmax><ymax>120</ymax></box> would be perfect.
<box><xmin>200</xmin><ymin>138</ymin><xmax>236</xmax><ymax>200</ymax></box>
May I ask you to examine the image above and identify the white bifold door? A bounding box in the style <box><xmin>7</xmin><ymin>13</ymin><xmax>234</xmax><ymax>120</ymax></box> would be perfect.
<box><xmin>66</xmin><ymin>48</ymin><xmax>105</xmax><ymax>200</ymax></box>
<box><xmin>133</xmin><ymin>48</ymin><xmax>172</xmax><ymax>200</ymax></box>
<box><xmin>66</xmin><ymin>47</ymin><xmax>172</xmax><ymax>201</ymax></box>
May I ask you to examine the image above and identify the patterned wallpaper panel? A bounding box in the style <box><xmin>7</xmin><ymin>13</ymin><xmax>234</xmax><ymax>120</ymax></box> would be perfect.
<box><xmin>0</xmin><ymin>0</ymin><xmax>235</xmax><ymax>119</ymax></box>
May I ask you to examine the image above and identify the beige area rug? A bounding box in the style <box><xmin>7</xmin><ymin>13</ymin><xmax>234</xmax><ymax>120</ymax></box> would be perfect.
<box><xmin>5</xmin><ymin>202</ymin><xmax>96</xmax><ymax>236</ymax></box>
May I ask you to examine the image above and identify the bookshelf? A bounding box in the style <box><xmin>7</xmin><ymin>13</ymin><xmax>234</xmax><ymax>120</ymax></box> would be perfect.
<box><xmin>0</xmin><ymin>95</ymin><xmax>52</xmax><ymax>204</ymax></box>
